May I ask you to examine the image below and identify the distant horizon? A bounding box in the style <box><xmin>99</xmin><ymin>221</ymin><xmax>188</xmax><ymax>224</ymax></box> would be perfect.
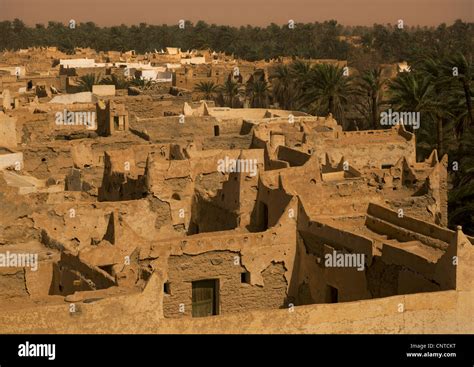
<box><xmin>1</xmin><ymin>0</ymin><xmax>472</xmax><ymax>27</ymax></box>
<box><xmin>1</xmin><ymin>18</ymin><xmax>473</xmax><ymax>29</ymax></box>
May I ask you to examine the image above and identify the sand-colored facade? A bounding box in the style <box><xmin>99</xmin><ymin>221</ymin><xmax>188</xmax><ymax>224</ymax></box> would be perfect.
<box><xmin>0</xmin><ymin>47</ymin><xmax>472</xmax><ymax>334</ymax></box>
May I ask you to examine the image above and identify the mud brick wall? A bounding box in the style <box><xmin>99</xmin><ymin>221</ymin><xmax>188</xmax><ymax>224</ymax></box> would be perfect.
<box><xmin>163</xmin><ymin>251</ymin><xmax>287</xmax><ymax>318</ymax></box>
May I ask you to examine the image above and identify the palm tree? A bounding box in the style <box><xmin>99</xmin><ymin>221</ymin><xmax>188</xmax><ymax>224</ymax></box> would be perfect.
<box><xmin>388</xmin><ymin>73</ymin><xmax>436</xmax><ymax>117</ymax></box>
<box><xmin>443</xmin><ymin>53</ymin><xmax>473</xmax><ymax>135</ymax></box>
<box><xmin>298</xmin><ymin>63</ymin><xmax>353</xmax><ymax>126</ymax></box>
<box><xmin>269</xmin><ymin>60</ymin><xmax>311</xmax><ymax>110</ymax></box>
<box><xmin>194</xmin><ymin>81</ymin><xmax>219</xmax><ymax>100</ymax></box>
<box><xmin>355</xmin><ymin>68</ymin><xmax>387</xmax><ymax>129</ymax></box>
<box><xmin>271</xmin><ymin>64</ymin><xmax>294</xmax><ymax>109</ymax></box>
<box><xmin>290</xmin><ymin>59</ymin><xmax>311</xmax><ymax>101</ymax></box>
<box><xmin>100</xmin><ymin>74</ymin><xmax>130</xmax><ymax>89</ymax></box>
<box><xmin>388</xmin><ymin>72</ymin><xmax>446</xmax><ymax>156</ymax></box>
<box><xmin>246</xmin><ymin>77</ymin><xmax>269</xmax><ymax>108</ymax></box>
<box><xmin>449</xmin><ymin>128</ymin><xmax>474</xmax><ymax>235</ymax></box>
<box><xmin>290</xmin><ymin>59</ymin><xmax>311</xmax><ymax>86</ymax></box>
<box><xmin>415</xmin><ymin>57</ymin><xmax>453</xmax><ymax>155</ymax></box>
<box><xmin>77</xmin><ymin>73</ymin><xmax>102</xmax><ymax>92</ymax></box>
<box><xmin>130</xmin><ymin>76</ymin><xmax>153</xmax><ymax>90</ymax></box>
<box><xmin>219</xmin><ymin>79</ymin><xmax>240</xmax><ymax>108</ymax></box>
<box><xmin>447</xmin><ymin>87</ymin><xmax>474</xmax><ymax>137</ymax></box>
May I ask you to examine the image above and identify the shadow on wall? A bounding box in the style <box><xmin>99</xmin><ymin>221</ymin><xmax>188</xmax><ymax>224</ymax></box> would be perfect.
<box><xmin>247</xmin><ymin>186</ymin><xmax>293</xmax><ymax>232</ymax></box>
<box><xmin>187</xmin><ymin>193</ymin><xmax>239</xmax><ymax>235</ymax></box>
<box><xmin>49</xmin><ymin>252</ymin><xmax>116</xmax><ymax>296</ymax></box>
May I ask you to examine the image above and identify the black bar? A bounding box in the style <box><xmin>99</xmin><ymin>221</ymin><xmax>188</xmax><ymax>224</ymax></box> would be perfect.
<box><xmin>0</xmin><ymin>334</ymin><xmax>472</xmax><ymax>366</ymax></box>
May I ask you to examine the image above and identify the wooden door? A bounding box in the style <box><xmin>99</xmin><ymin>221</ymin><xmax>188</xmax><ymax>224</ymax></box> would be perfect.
<box><xmin>192</xmin><ymin>279</ymin><xmax>219</xmax><ymax>317</ymax></box>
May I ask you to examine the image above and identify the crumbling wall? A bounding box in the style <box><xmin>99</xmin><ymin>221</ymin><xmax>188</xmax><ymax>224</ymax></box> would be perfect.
<box><xmin>99</xmin><ymin>149</ymin><xmax>147</xmax><ymax>201</ymax></box>
<box><xmin>190</xmin><ymin>194</ymin><xmax>238</xmax><ymax>233</ymax></box>
<box><xmin>295</xmin><ymin>234</ymin><xmax>371</xmax><ymax>304</ymax></box>
<box><xmin>309</xmin><ymin>127</ymin><xmax>416</xmax><ymax>170</ymax></box>
<box><xmin>277</xmin><ymin>145</ymin><xmax>311</xmax><ymax>167</ymax></box>
<box><xmin>201</xmin><ymin>135</ymin><xmax>253</xmax><ymax>150</ymax></box>
<box><xmin>254</xmin><ymin>180</ymin><xmax>293</xmax><ymax>230</ymax></box>
<box><xmin>50</xmin><ymin>251</ymin><xmax>116</xmax><ymax>296</ymax></box>
<box><xmin>21</xmin><ymin>144</ymin><xmax>74</xmax><ymax>179</ymax></box>
<box><xmin>298</xmin><ymin>219</ymin><xmax>374</xmax><ymax>264</ymax></box>
<box><xmin>163</xmin><ymin>251</ymin><xmax>287</xmax><ymax>318</ymax></box>
<box><xmin>367</xmin><ymin>203</ymin><xmax>454</xmax><ymax>245</ymax></box>
<box><xmin>0</xmin><ymin>268</ymin><xmax>29</xmax><ymax>299</ymax></box>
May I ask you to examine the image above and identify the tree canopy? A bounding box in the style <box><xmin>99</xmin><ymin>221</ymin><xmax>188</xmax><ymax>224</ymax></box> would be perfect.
<box><xmin>0</xmin><ymin>19</ymin><xmax>472</xmax><ymax>63</ymax></box>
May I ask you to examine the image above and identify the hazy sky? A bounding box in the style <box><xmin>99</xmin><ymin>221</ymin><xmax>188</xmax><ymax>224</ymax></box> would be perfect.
<box><xmin>1</xmin><ymin>0</ymin><xmax>472</xmax><ymax>26</ymax></box>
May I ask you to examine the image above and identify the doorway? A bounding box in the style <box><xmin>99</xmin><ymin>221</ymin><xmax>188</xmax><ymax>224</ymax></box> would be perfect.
<box><xmin>325</xmin><ymin>285</ymin><xmax>339</xmax><ymax>303</ymax></box>
<box><xmin>192</xmin><ymin>279</ymin><xmax>219</xmax><ymax>317</ymax></box>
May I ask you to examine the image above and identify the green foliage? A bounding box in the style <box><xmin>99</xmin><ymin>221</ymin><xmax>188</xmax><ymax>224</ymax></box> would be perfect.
<box><xmin>353</xmin><ymin>67</ymin><xmax>387</xmax><ymax>129</ymax></box>
<box><xmin>1</xmin><ymin>19</ymin><xmax>471</xmax><ymax>63</ymax></box>
<box><xmin>387</xmin><ymin>72</ymin><xmax>436</xmax><ymax>114</ymax></box>
<box><xmin>443</xmin><ymin>53</ymin><xmax>474</xmax><ymax>134</ymax></box>
<box><xmin>77</xmin><ymin>73</ymin><xmax>101</xmax><ymax>92</ymax></box>
<box><xmin>298</xmin><ymin>63</ymin><xmax>354</xmax><ymax>126</ymax></box>
<box><xmin>385</xmin><ymin>55</ymin><xmax>473</xmax><ymax>233</ymax></box>
<box><xmin>270</xmin><ymin>64</ymin><xmax>295</xmax><ymax>110</ymax></box>
<box><xmin>219</xmin><ymin>79</ymin><xmax>242</xmax><ymax>108</ymax></box>
<box><xmin>246</xmin><ymin>77</ymin><xmax>269</xmax><ymax>108</ymax></box>
<box><xmin>194</xmin><ymin>81</ymin><xmax>219</xmax><ymax>100</ymax></box>
<box><xmin>130</xmin><ymin>76</ymin><xmax>153</xmax><ymax>89</ymax></box>
<box><xmin>449</xmin><ymin>130</ymin><xmax>474</xmax><ymax>235</ymax></box>
<box><xmin>100</xmin><ymin>74</ymin><xmax>130</xmax><ymax>89</ymax></box>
